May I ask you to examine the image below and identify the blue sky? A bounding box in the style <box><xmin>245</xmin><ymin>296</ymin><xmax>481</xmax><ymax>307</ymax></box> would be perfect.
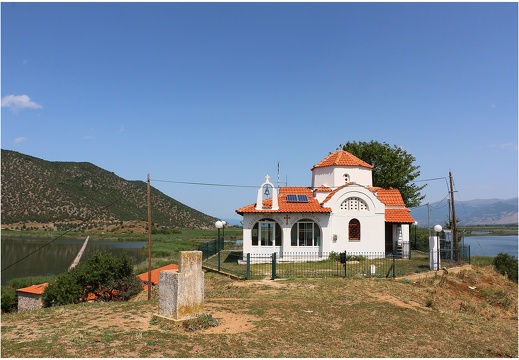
<box><xmin>2</xmin><ymin>2</ymin><xmax>517</xmax><ymax>222</ymax></box>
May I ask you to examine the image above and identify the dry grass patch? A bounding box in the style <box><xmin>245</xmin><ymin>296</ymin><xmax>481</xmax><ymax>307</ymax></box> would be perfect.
<box><xmin>1</xmin><ymin>267</ymin><xmax>517</xmax><ymax>358</ymax></box>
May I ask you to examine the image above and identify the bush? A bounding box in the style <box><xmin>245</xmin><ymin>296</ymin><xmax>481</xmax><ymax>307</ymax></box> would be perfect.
<box><xmin>42</xmin><ymin>272</ymin><xmax>83</xmax><ymax>307</ymax></box>
<box><xmin>1</xmin><ymin>287</ymin><xmax>16</xmax><ymax>313</ymax></box>
<box><xmin>493</xmin><ymin>253</ymin><xmax>518</xmax><ymax>283</ymax></box>
<box><xmin>329</xmin><ymin>251</ymin><xmax>340</xmax><ymax>262</ymax></box>
<box><xmin>43</xmin><ymin>251</ymin><xmax>143</xmax><ymax>307</ymax></box>
<box><xmin>182</xmin><ymin>314</ymin><xmax>219</xmax><ymax>332</ymax></box>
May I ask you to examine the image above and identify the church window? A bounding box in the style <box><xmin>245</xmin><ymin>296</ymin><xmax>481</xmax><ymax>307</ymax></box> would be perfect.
<box><xmin>349</xmin><ymin>219</ymin><xmax>361</xmax><ymax>241</ymax></box>
<box><xmin>291</xmin><ymin>220</ymin><xmax>321</xmax><ymax>247</ymax></box>
<box><xmin>340</xmin><ymin>197</ymin><xmax>368</xmax><ymax>211</ymax></box>
<box><xmin>343</xmin><ymin>173</ymin><xmax>350</xmax><ymax>183</ymax></box>
<box><xmin>252</xmin><ymin>219</ymin><xmax>281</xmax><ymax>247</ymax></box>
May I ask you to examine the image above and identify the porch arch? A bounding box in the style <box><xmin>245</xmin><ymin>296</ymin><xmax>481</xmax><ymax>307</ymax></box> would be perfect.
<box><xmin>290</xmin><ymin>219</ymin><xmax>322</xmax><ymax>248</ymax></box>
<box><xmin>251</xmin><ymin>218</ymin><xmax>282</xmax><ymax>247</ymax></box>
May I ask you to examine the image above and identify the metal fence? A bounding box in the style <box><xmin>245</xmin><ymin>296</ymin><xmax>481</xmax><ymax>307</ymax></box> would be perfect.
<box><xmin>429</xmin><ymin>245</ymin><xmax>471</xmax><ymax>270</ymax></box>
<box><xmin>203</xmin><ymin>250</ymin><xmax>246</xmax><ymax>277</ymax></box>
<box><xmin>246</xmin><ymin>252</ymin><xmax>397</xmax><ymax>279</ymax></box>
<box><xmin>202</xmin><ymin>247</ymin><xmax>471</xmax><ymax>280</ymax></box>
<box><xmin>197</xmin><ymin>238</ymin><xmax>225</xmax><ymax>260</ymax></box>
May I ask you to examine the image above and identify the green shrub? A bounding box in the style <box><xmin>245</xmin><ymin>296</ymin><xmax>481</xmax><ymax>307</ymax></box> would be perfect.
<box><xmin>1</xmin><ymin>287</ymin><xmax>16</xmax><ymax>313</ymax></box>
<box><xmin>42</xmin><ymin>251</ymin><xmax>143</xmax><ymax>307</ymax></box>
<box><xmin>182</xmin><ymin>314</ymin><xmax>219</xmax><ymax>332</ymax></box>
<box><xmin>42</xmin><ymin>272</ymin><xmax>83</xmax><ymax>307</ymax></box>
<box><xmin>492</xmin><ymin>253</ymin><xmax>518</xmax><ymax>283</ymax></box>
<box><xmin>7</xmin><ymin>275</ymin><xmax>56</xmax><ymax>290</ymax></box>
<box><xmin>345</xmin><ymin>254</ymin><xmax>366</xmax><ymax>261</ymax></box>
<box><xmin>328</xmin><ymin>251</ymin><xmax>340</xmax><ymax>262</ymax></box>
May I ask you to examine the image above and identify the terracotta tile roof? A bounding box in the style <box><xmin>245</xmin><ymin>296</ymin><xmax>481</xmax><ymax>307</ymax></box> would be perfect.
<box><xmin>311</xmin><ymin>150</ymin><xmax>373</xmax><ymax>170</ymax></box>
<box><xmin>385</xmin><ymin>209</ymin><xmax>415</xmax><ymax>223</ymax></box>
<box><xmin>320</xmin><ymin>184</ymin><xmax>353</xmax><ymax>205</ymax></box>
<box><xmin>236</xmin><ymin>184</ymin><xmax>414</xmax><ymax>224</ymax></box>
<box><xmin>236</xmin><ymin>187</ymin><xmax>331</xmax><ymax>215</ymax></box>
<box><xmin>138</xmin><ymin>264</ymin><xmax>179</xmax><ymax>290</ymax></box>
<box><xmin>368</xmin><ymin>187</ymin><xmax>406</xmax><ymax>206</ymax></box>
<box><xmin>314</xmin><ymin>185</ymin><xmax>332</xmax><ymax>192</ymax></box>
<box><xmin>17</xmin><ymin>283</ymin><xmax>48</xmax><ymax>295</ymax></box>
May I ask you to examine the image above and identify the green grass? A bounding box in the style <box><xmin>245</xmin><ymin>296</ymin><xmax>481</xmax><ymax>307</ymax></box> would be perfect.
<box><xmin>459</xmin><ymin>225</ymin><xmax>518</xmax><ymax>236</ymax></box>
<box><xmin>204</xmin><ymin>250</ymin><xmax>455</xmax><ymax>280</ymax></box>
<box><xmin>470</xmin><ymin>255</ymin><xmax>494</xmax><ymax>266</ymax></box>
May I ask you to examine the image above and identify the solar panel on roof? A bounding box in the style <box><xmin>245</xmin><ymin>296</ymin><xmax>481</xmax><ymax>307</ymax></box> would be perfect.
<box><xmin>297</xmin><ymin>194</ymin><xmax>308</xmax><ymax>203</ymax></box>
<box><xmin>286</xmin><ymin>194</ymin><xmax>309</xmax><ymax>203</ymax></box>
<box><xmin>286</xmin><ymin>194</ymin><xmax>298</xmax><ymax>202</ymax></box>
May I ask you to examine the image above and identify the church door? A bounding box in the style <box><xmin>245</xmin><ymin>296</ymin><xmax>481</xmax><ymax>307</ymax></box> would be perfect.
<box><xmin>385</xmin><ymin>223</ymin><xmax>393</xmax><ymax>254</ymax></box>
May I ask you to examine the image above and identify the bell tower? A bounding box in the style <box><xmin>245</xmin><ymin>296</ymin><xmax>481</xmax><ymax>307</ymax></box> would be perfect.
<box><xmin>255</xmin><ymin>175</ymin><xmax>279</xmax><ymax>211</ymax></box>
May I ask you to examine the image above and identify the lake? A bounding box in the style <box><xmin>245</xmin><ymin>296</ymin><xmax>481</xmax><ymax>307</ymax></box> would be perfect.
<box><xmin>462</xmin><ymin>235</ymin><xmax>518</xmax><ymax>258</ymax></box>
<box><xmin>1</xmin><ymin>236</ymin><xmax>147</xmax><ymax>286</ymax></box>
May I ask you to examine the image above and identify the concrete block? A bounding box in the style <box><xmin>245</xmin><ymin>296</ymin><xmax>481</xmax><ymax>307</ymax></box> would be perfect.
<box><xmin>157</xmin><ymin>251</ymin><xmax>204</xmax><ymax>321</ymax></box>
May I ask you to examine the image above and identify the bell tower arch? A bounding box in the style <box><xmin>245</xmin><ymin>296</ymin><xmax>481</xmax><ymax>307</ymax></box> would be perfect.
<box><xmin>255</xmin><ymin>175</ymin><xmax>279</xmax><ymax>211</ymax></box>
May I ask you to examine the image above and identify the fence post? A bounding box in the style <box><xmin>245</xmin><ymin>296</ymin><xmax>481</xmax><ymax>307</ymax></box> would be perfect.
<box><xmin>344</xmin><ymin>252</ymin><xmax>347</xmax><ymax>278</ymax></box>
<box><xmin>217</xmin><ymin>238</ymin><xmax>221</xmax><ymax>272</ymax></box>
<box><xmin>271</xmin><ymin>252</ymin><xmax>276</xmax><ymax>280</ymax></box>
<box><xmin>392</xmin><ymin>254</ymin><xmax>396</xmax><ymax>278</ymax></box>
<box><xmin>246</xmin><ymin>253</ymin><xmax>251</xmax><ymax>280</ymax></box>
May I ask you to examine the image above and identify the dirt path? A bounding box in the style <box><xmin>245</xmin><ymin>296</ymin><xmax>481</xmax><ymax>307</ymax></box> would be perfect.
<box><xmin>397</xmin><ymin>264</ymin><xmax>473</xmax><ymax>282</ymax></box>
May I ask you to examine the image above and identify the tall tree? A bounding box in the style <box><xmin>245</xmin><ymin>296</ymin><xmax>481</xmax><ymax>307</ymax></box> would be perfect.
<box><xmin>340</xmin><ymin>141</ymin><xmax>425</xmax><ymax>207</ymax></box>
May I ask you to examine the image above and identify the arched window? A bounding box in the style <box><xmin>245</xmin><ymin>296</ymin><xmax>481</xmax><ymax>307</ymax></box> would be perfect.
<box><xmin>340</xmin><ymin>197</ymin><xmax>369</xmax><ymax>211</ymax></box>
<box><xmin>349</xmin><ymin>219</ymin><xmax>361</xmax><ymax>241</ymax></box>
<box><xmin>252</xmin><ymin>219</ymin><xmax>281</xmax><ymax>247</ymax></box>
<box><xmin>291</xmin><ymin>220</ymin><xmax>321</xmax><ymax>247</ymax></box>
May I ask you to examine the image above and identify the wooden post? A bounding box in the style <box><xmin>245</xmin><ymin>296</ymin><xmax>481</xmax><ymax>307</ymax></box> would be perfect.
<box><xmin>147</xmin><ymin>174</ymin><xmax>152</xmax><ymax>301</ymax></box>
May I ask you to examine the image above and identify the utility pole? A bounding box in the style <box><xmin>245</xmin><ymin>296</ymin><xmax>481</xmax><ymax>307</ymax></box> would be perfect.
<box><xmin>449</xmin><ymin>171</ymin><xmax>458</xmax><ymax>261</ymax></box>
<box><xmin>147</xmin><ymin>174</ymin><xmax>152</xmax><ymax>301</ymax></box>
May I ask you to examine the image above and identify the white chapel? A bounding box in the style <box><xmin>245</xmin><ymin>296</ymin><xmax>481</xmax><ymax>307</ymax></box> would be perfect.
<box><xmin>236</xmin><ymin>150</ymin><xmax>415</xmax><ymax>259</ymax></box>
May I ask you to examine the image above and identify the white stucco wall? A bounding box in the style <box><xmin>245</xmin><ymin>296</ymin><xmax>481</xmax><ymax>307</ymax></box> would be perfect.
<box><xmin>241</xmin><ymin>185</ymin><xmax>388</xmax><ymax>257</ymax></box>
<box><xmin>312</xmin><ymin>166</ymin><xmax>373</xmax><ymax>189</ymax></box>
<box><xmin>323</xmin><ymin>186</ymin><xmax>386</xmax><ymax>254</ymax></box>
<box><xmin>241</xmin><ymin>212</ymin><xmax>331</xmax><ymax>257</ymax></box>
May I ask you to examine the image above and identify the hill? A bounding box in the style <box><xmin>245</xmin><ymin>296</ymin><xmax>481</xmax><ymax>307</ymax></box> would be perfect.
<box><xmin>410</xmin><ymin>197</ymin><xmax>518</xmax><ymax>226</ymax></box>
<box><xmin>1</xmin><ymin>266</ymin><xmax>517</xmax><ymax>357</ymax></box>
<box><xmin>1</xmin><ymin>150</ymin><xmax>217</xmax><ymax>231</ymax></box>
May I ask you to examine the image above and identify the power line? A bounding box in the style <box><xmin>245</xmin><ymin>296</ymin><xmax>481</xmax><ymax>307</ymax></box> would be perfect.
<box><xmin>151</xmin><ymin>179</ymin><xmax>258</xmax><ymax>188</ymax></box>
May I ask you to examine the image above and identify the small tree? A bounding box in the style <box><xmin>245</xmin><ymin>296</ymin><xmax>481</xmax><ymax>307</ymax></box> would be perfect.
<box><xmin>340</xmin><ymin>141</ymin><xmax>425</xmax><ymax>207</ymax></box>
<box><xmin>493</xmin><ymin>253</ymin><xmax>518</xmax><ymax>283</ymax></box>
<box><xmin>42</xmin><ymin>251</ymin><xmax>142</xmax><ymax>307</ymax></box>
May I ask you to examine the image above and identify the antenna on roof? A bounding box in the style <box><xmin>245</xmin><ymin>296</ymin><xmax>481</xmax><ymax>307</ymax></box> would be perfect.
<box><xmin>277</xmin><ymin>161</ymin><xmax>280</xmax><ymax>189</ymax></box>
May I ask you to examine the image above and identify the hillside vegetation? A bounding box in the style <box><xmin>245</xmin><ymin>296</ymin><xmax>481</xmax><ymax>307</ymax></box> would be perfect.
<box><xmin>1</xmin><ymin>150</ymin><xmax>216</xmax><ymax>231</ymax></box>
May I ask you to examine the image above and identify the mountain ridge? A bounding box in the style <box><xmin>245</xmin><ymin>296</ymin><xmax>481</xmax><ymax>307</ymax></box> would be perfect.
<box><xmin>410</xmin><ymin>197</ymin><xmax>518</xmax><ymax>226</ymax></box>
<box><xmin>1</xmin><ymin>149</ymin><xmax>217</xmax><ymax>231</ymax></box>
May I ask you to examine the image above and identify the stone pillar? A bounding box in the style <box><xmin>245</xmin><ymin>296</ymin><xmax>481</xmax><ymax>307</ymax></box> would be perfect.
<box><xmin>158</xmin><ymin>251</ymin><xmax>204</xmax><ymax>321</ymax></box>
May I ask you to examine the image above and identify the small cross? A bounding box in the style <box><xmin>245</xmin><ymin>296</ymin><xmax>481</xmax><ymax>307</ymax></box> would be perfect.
<box><xmin>284</xmin><ymin>213</ymin><xmax>290</xmax><ymax>225</ymax></box>
<box><xmin>265</xmin><ymin>175</ymin><xmax>270</xmax><ymax>182</ymax></box>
